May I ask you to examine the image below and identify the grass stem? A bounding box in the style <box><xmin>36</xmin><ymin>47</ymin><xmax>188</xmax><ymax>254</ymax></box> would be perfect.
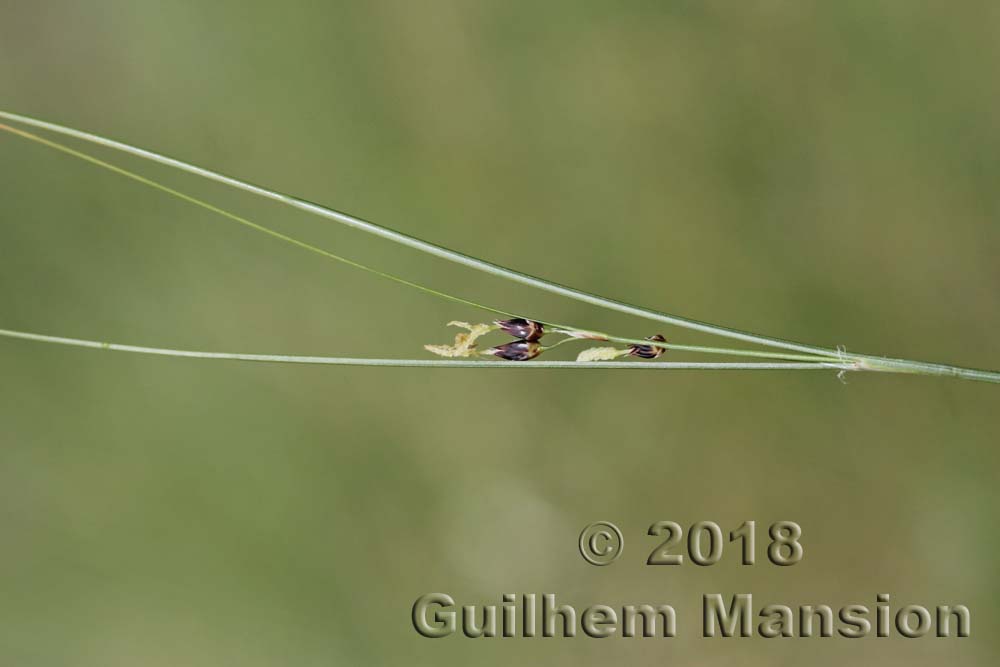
<box><xmin>0</xmin><ymin>327</ymin><xmax>850</xmax><ymax>371</ymax></box>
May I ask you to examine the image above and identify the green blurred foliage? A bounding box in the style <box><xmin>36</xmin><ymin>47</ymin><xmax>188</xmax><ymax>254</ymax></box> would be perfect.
<box><xmin>1</xmin><ymin>2</ymin><xmax>998</xmax><ymax>665</ymax></box>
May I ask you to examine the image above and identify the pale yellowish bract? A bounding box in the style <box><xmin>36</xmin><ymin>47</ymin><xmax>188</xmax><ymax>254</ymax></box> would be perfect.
<box><xmin>576</xmin><ymin>347</ymin><xmax>627</xmax><ymax>362</ymax></box>
<box><xmin>424</xmin><ymin>321</ymin><xmax>494</xmax><ymax>358</ymax></box>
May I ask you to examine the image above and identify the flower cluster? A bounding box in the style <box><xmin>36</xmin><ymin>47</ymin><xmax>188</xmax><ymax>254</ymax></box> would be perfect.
<box><xmin>485</xmin><ymin>318</ymin><xmax>546</xmax><ymax>361</ymax></box>
<box><xmin>424</xmin><ymin>318</ymin><xmax>666</xmax><ymax>363</ymax></box>
<box><xmin>575</xmin><ymin>334</ymin><xmax>667</xmax><ymax>362</ymax></box>
<box><xmin>423</xmin><ymin>318</ymin><xmax>546</xmax><ymax>361</ymax></box>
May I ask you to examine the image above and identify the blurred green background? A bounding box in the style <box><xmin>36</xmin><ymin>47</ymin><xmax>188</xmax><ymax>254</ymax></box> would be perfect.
<box><xmin>1</xmin><ymin>1</ymin><xmax>998</xmax><ymax>665</ymax></box>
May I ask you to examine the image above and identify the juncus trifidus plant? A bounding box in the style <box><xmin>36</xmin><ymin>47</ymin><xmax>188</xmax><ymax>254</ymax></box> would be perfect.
<box><xmin>0</xmin><ymin>110</ymin><xmax>997</xmax><ymax>384</ymax></box>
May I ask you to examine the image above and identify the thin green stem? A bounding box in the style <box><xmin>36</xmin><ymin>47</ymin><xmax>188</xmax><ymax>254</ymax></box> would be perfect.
<box><xmin>554</xmin><ymin>331</ymin><xmax>841</xmax><ymax>363</ymax></box>
<box><xmin>856</xmin><ymin>355</ymin><xmax>1000</xmax><ymax>384</ymax></box>
<box><xmin>0</xmin><ymin>328</ymin><xmax>848</xmax><ymax>371</ymax></box>
<box><xmin>661</xmin><ymin>342</ymin><xmax>833</xmax><ymax>363</ymax></box>
<box><xmin>539</xmin><ymin>337</ymin><xmax>579</xmax><ymax>352</ymax></box>
<box><xmin>0</xmin><ymin>122</ymin><xmax>508</xmax><ymax>319</ymax></box>
<box><xmin>539</xmin><ymin>329</ymin><xmax>837</xmax><ymax>363</ymax></box>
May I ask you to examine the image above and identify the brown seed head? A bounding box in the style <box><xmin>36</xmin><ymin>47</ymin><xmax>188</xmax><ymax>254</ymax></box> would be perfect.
<box><xmin>494</xmin><ymin>318</ymin><xmax>546</xmax><ymax>341</ymax></box>
<box><xmin>486</xmin><ymin>339</ymin><xmax>543</xmax><ymax>361</ymax></box>
<box><xmin>628</xmin><ymin>334</ymin><xmax>667</xmax><ymax>359</ymax></box>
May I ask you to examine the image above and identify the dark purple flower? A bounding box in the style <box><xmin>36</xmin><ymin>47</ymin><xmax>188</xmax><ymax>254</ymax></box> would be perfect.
<box><xmin>629</xmin><ymin>334</ymin><xmax>666</xmax><ymax>359</ymax></box>
<box><xmin>486</xmin><ymin>340</ymin><xmax>543</xmax><ymax>361</ymax></box>
<box><xmin>494</xmin><ymin>318</ymin><xmax>546</xmax><ymax>342</ymax></box>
